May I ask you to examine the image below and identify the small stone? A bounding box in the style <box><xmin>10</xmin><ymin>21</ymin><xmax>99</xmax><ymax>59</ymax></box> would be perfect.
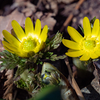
<box><xmin>72</xmin><ymin>18</ymin><xmax>77</xmax><ymax>23</ymax></box>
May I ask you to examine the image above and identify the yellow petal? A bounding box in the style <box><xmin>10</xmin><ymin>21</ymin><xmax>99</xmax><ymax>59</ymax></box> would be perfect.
<box><xmin>79</xmin><ymin>52</ymin><xmax>90</xmax><ymax>61</ymax></box>
<box><xmin>17</xmin><ymin>51</ymin><xmax>28</xmax><ymax>57</ymax></box>
<box><xmin>2</xmin><ymin>41</ymin><xmax>18</xmax><ymax>52</ymax></box>
<box><xmin>90</xmin><ymin>52</ymin><xmax>98</xmax><ymax>59</ymax></box>
<box><xmin>33</xmin><ymin>46</ymin><xmax>40</xmax><ymax>53</ymax></box>
<box><xmin>3</xmin><ymin>41</ymin><xmax>27</xmax><ymax>57</ymax></box>
<box><xmin>62</xmin><ymin>39</ymin><xmax>80</xmax><ymax>50</ymax></box>
<box><xmin>11</xmin><ymin>20</ymin><xmax>26</xmax><ymax>41</ymax></box>
<box><xmin>96</xmin><ymin>30</ymin><xmax>100</xmax><ymax>40</ymax></box>
<box><xmin>65</xmin><ymin>50</ymin><xmax>84</xmax><ymax>57</ymax></box>
<box><xmin>2</xmin><ymin>30</ymin><xmax>20</xmax><ymax>47</ymax></box>
<box><xmin>35</xmin><ymin>19</ymin><xmax>41</xmax><ymax>36</ymax></box>
<box><xmin>67</xmin><ymin>26</ymin><xmax>83</xmax><ymax>43</ymax></box>
<box><xmin>3</xmin><ymin>46</ymin><xmax>15</xmax><ymax>54</ymax></box>
<box><xmin>92</xmin><ymin>19</ymin><xmax>99</xmax><ymax>37</ymax></box>
<box><xmin>95</xmin><ymin>49</ymin><xmax>100</xmax><ymax>56</ymax></box>
<box><xmin>39</xmin><ymin>25</ymin><xmax>48</xmax><ymax>42</ymax></box>
<box><xmin>25</xmin><ymin>17</ymin><xmax>34</xmax><ymax>36</ymax></box>
<box><xmin>83</xmin><ymin>17</ymin><xmax>91</xmax><ymax>36</ymax></box>
<box><xmin>34</xmin><ymin>42</ymin><xmax>45</xmax><ymax>53</ymax></box>
<box><xmin>68</xmin><ymin>49</ymin><xmax>77</xmax><ymax>52</ymax></box>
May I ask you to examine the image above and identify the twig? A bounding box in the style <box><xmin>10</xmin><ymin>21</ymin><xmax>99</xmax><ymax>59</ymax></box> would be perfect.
<box><xmin>60</xmin><ymin>0</ymin><xmax>85</xmax><ymax>32</ymax></box>
<box><xmin>36</xmin><ymin>0</ymin><xmax>42</xmax><ymax>8</ymax></box>
<box><xmin>65</xmin><ymin>57</ymin><xmax>85</xmax><ymax>100</ymax></box>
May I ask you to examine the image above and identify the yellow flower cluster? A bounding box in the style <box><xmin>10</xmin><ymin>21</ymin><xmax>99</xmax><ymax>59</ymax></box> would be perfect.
<box><xmin>62</xmin><ymin>17</ymin><xmax>100</xmax><ymax>61</ymax></box>
<box><xmin>2</xmin><ymin>17</ymin><xmax>48</xmax><ymax>57</ymax></box>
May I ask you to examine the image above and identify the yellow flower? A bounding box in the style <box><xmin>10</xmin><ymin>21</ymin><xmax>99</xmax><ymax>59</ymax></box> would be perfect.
<box><xmin>62</xmin><ymin>17</ymin><xmax>100</xmax><ymax>61</ymax></box>
<box><xmin>2</xmin><ymin>17</ymin><xmax>48</xmax><ymax>57</ymax></box>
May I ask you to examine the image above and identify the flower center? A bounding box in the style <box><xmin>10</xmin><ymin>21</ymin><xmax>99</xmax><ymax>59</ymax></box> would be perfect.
<box><xmin>83</xmin><ymin>40</ymin><xmax>96</xmax><ymax>50</ymax></box>
<box><xmin>22</xmin><ymin>38</ymin><xmax>39</xmax><ymax>52</ymax></box>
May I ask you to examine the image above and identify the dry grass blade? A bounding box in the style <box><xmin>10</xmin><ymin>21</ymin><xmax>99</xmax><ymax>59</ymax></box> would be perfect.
<box><xmin>3</xmin><ymin>70</ymin><xmax>14</xmax><ymax>100</ymax></box>
<box><xmin>3</xmin><ymin>83</ymin><xmax>13</xmax><ymax>100</ymax></box>
<box><xmin>65</xmin><ymin>57</ymin><xmax>85</xmax><ymax>100</ymax></box>
<box><xmin>60</xmin><ymin>0</ymin><xmax>85</xmax><ymax>32</ymax></box>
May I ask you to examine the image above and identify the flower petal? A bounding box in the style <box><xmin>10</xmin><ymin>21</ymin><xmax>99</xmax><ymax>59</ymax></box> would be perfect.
<box><xmin>35</xmin><ymin>19</ymin><xmax>41</xmax><ymax>36</ymax></box>
<box><xmin>95</xmin><ymin>50</ymin><xmax>100</xmax><ymax>56</ymax></box>
<box><xmin>90</xmin><ymin>52</ymin><xmax>98</xmax><ymax>59</ymax></box>
<box><xmin>65</xmin><ymin>50</ymin><xmax>84</xmax><ymax>57</ymax></box>
<box><xmin>34</xmin><ymin>41</ymin><xmax>45</xmax><ymax>53</ymax></box>
<box><xmin>3</xmin><ymin>46</ymin><xmax>15</xmax><ymax>54</ymax></box>
<box><xmin>83</xmin><ymin>17</ymin><xmax>91</xmax><ymax>36</ymax></box>
<box><xmin>17</xmin><ymin>51</ymin><xmax>28</xmax><ymax>57</ymax></box>
<box><xmin>90</xmin><ymin>50</ymin><xmax>100</xmax><ymax>59</ymax></box>
<box><xmin>2</xmin><ymin>30</ymin><xmax>20</xmax><ymax>47</ymax></box>
<box><xmin>62</xmin><ymin>39</ymin><xmax>80</xmax><ymax>50</ymax></box>
<box><xmin>11</xmin><ymin>20</ymin><xmax>26</xmax><ymax>41</ymax></box>
<box><xmin>68</xmin><ymin>49</ymin><xmax>77</xmax><ymax>52</ymax></box>
<box><xmin>79</xmin><ymin>52</ymin><xmax>90</xmax><ymax>61</ymax></box>
<box><xmin>96</xmin><ymin>30</ymin><xmax>100</xmax><ymax>40</ymax></box>
<box><xmin>67</xmin><ymin>26</ymin><xmax>83</xmax><ymax>43</ymax></box>
<box><xmin>39</xmin><ymin>25</ymin><xmax>48</xmax><ymax>42</ymax></box>
<box><xmin>2</xmin><ymin>41</ymin><xmax>18</xmax><ymax>52</ymax></box>
<box><xmin>25</xmin><ymin>17</ymin><xmax>34</xmax><ymax>36</ymax></box>
<box><xmin>92</xmin><ymin>19</ymin><xmax>99</xmax><ymax>37</ymax></box>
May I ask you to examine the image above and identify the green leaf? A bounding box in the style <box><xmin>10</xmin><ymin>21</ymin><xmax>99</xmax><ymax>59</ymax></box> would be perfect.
<box><xmin>90</xmin><ymin>17</ymin><xmax>96</xmax><ymax>24</ymax></box>
<box><xmin>90</xmin><ymin>17</ymin><xmax>96</xmax><ymax>28</ymax></box>
<box><xmin>44</xmin><ymin>32</ymin><xmax>63</xmax><ymax>52</ymax></box>
<box><xmin>29</xmin><ymin>85</ymin><xmax>62</xmax><ymax>100</ymax></box>
<box><xmin>0</xmin><ymin>50</ymin><xmax>27</xmax><ymax>71</ymax></box>
<box><xmin>50</xmin><ymin>54</ymin><xmax>67</xmax><ymax>61</ymax></box>
<box><xmin>51</xmin><ymin>32</ymin><xmax>62</xmax><ymax>50</ymax></box>
<box><xmin>14</xmin><ymin>64</ymin><xmax>27</xmax><ymax>78</ymax></box>
<box><xmin>79</xmin><ymin>25</ymin><xmax>84</xmax><ymax>33</ymax></box>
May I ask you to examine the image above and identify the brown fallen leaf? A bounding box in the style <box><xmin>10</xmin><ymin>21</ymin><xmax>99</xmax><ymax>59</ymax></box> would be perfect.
<box><xmin>3</xmin><ymin>83</ymin><xmax>13</xmax><ymax>100</ymax></box>
<box><xmin>65</xmin><ymin>57</ymin><xmax>85</xmax><ymax>100</ymax></box>
<box><xmin>60</xmin><ymin>3</ymin><xmax>77</xmax><ymax>17</ymax></box>
<box><xmin>0</xmin><ymin>9</ymin><xmax>26</xmax><ymax>40</ymax></box>
<box><xmin>11</xmin><ymin>1</ymin><xmax>36</xmax><ymax>17</ymax></box>
<box><xmin>41</xmin><ymin>13</ymin><xmax>56</xmax><ymax>31</ymax></box>
<box><xmin>14</xmin><ymin>0</ymin><xmax>28</xmax><ymax>2</ymax></box>
<box><xmin>3</xmin><ymin>69</ymin><xmax>14</xmax><ymax>100</ymax></box>
<box><xmin>4</xmin><ymin>69</ymin><xmax>14</xmax><ymax>86</ymax></box>
<box><xmin>0</xmin><ymin>39</ymin><xmax>4</xmax><ymax>51</ymax></box>
<box><xmin>21</xmin><ymin>1</ymin><xmax>36</xmax><ymax>17</ymax></box>
<box><xmin>35</xmin><ymin>12</ymin><xmax>56</xmax><ymax>31</ymax></box>
<box><xmin>45</xmin><ymin>0</ymin><xmax>76</xmax><ymax>4</ymax></box>
<box><xmin>45</xmin><ymin>1</ymin><xmax>58</xmax><ymax>15</ymax></box>
<box><xmin>57</xmin><ymin>0</ymin><xmax>77</xmax><ymax>4</ymax></box>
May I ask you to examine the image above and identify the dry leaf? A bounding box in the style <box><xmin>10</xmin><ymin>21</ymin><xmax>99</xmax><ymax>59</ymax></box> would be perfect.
<box><xmin>46</xmin><ymin>0</ymin><xmax>76</xmax><ymax>4</ymax></box>
<box><xmin>60</xmin><ymin>3</ymin><xmax>77</xmax><ymax>17</ymax></box>
<box><xmin>3</xmin><ymin>83</ymin><xmax>13</xmax><ymax>100</ymax></box>
<box><xmin>4</xmin><ymin>69</ymin><xmax>14</xmax><ymax>86</ymax></box>
<box><xmin>0</xmin><ymin>39</ymin><xmax>4</xmax><ymax>51</ymax></box>
<box><xmin>22</xmin><ymin>1</ymin><xmax>36</xmax><ymax>17</ymax></box>
<box><xmin>41</xmin><ymin>13</ymin><xmax>56</xmax><ymax>31</ymax></box>
<box><xmin>35</xmin><ymin>12</ymin><xmax>56</xmax><ymax>31</ymax></box>
<box><xmin>0</xmin><ymin>9</ymin><xmax>26</xmax><ymax>40</ymax></box>
<box><xmin>57</xmin><ymin>0</ymin><xmax>77</xmax><ymax>4</ymax></box>
<box><xmin>11</xmin><ymin>1</ymin><xmax>36</xmax><ymax>17</ymax></box>
<box><xmin>3</xmin><ymin>69</ymin><xmax>14</xmax><ymax>100</ymax></box>
<box><xmin>14</xmin><ymin>0</ymin><xmax>28</xmax><ymax>2</ymax></box>
<box><xmin>45</xmin><ymin>1</ymin><xmax>58</xmax><ymax>15</ymax></box>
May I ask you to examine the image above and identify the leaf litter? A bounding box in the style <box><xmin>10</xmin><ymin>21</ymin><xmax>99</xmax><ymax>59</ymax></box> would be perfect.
<box><xmin>1</xmin><ymin>0</ymin><xmax>100</xmax><ymax>100</ymax></box>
